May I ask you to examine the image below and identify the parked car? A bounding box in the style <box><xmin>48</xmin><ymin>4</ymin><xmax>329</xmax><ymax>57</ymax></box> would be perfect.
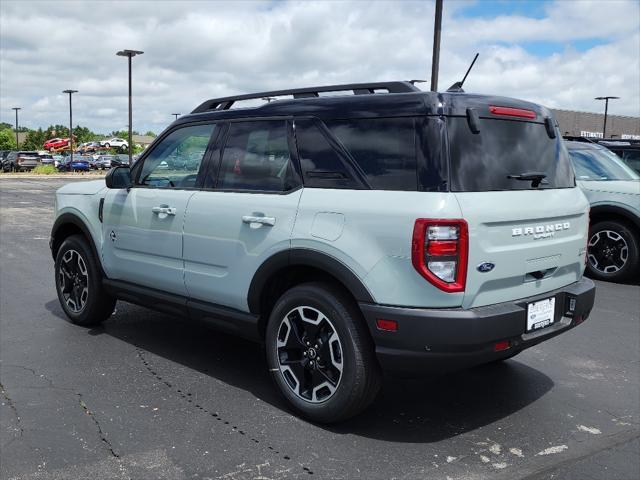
<box><xmin>44</xmin><ymin>138</ymin><xmax>70</xmax><ymax>151</ymax></box>
<box><xmin>0</xmin><ymin>150</ymin><xmax>12</xmax><ymax>165</ymax></box>
<box><xmin>56</xmin><ymin>156</ymin><xmax>91</xmax><ymax>172</ymax></box>
<box><xmin>38</xmin><ymin>152</ymin><xmax>55</xmax><ymax>165</ymax></box>
<box><xmin>597</xmin><ymin>140</ymin><xmax>640</xmax><ymax>175</ymax></box>
<box><xmin>3</xmin><ymin>151</ymin><xmax>40</xmax><ymax>172</ymax></box>
<box><xmin>94</xmin><ymin>154</ymin><xmax>119</xmax><ymax>170</ymax></box>
<box><xmin>565</xmin><ymin>140</ymin><xmax>639</xmax><ymax>282</ymax></box>
<box><xmin>52</xmin><ymin>155</ymin><xmax>65</xmax><ymax>168</ymax></box>
<box><xmin>79</xmin><ymin>142</ymin><xmax>102</xmax><ymax>154</ymax></box>
<box><xmin>51</xmin><ymin>81</ymin><xmax>595</xmax><ymax>423</ymax></box>
<box><xmin>99</xmin><ymin>137</ymin><xmax>128</xmax><ymax>149</ymax></box>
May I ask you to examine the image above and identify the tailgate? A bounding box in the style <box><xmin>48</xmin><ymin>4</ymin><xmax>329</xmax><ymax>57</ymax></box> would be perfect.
<box><xmin>455</xmin><ymin>188</ymin><xmax>589</xmax><ymax>308</ymax></box>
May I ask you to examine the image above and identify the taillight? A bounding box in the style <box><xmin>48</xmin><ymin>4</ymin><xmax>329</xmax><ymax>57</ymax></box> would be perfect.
<box><xmin>412</xmin><ymin>219</ymin><xmax>468</xmax><ymax>293</ymax></box>
<box><xmin>489</xmin><ymin>105</ymin><xmax>536</xmax><ymax>119</ymax></box>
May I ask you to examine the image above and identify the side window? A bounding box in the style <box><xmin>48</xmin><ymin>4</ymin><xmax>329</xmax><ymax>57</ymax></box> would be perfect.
<box><xmin>137</xmin><ymin>124</ymin><xmax>216</xmax><ymax>188</ymax></box>
<box><xmin>217</xmin><ymin>121</ymin><xmax>294</xmax><ymax>192</ymax></box>
<box><xmin>294</xmin><ymin>119</ymin><xmax>359</xmax><ymax>189</ymax></box>
<box><xmin>326</xmin><ymin>117</ymin><xmax>418</xmax><ymax>191</ymax></box>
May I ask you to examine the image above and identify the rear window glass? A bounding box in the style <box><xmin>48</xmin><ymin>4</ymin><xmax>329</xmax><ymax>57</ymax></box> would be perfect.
<box><xmin>327</xmin><ymin>118</ymin><xmax>418</xmax><ymax>191</ymax></box>
<box><xmin>447</xmin><ymin>117</ymin><xmax>575</xmax><ymax>191</ymax></box>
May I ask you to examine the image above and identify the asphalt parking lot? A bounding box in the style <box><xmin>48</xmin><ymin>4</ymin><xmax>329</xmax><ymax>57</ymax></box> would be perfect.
<box><xmin>1</xmin><ymin>177</ymin><xmax>639</xmax><ymax>480</ymax></box>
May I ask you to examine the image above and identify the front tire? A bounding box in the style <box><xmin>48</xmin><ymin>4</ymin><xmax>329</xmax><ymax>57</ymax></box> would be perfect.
<box><xmin>265</xmin><ymin>282</ymin><xmax>381</xmax><ymax>423</ymax></box>
<box><xmin>55</xmin><ymin>235</ymin><xmax>116</xmax><ymax>326</ymax></box>
<box><xmin>586</xmin><ymin>220</ymin><xmax>639</xmax><ymax>282</ymax></box>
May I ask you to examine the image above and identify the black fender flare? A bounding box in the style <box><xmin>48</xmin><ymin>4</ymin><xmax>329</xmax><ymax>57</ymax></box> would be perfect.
<box><xmin>50</xmin><ymin>213</ymin><xmax>103</xmax><ymax>272</ymax></box>
<box><xmin>590</xmin><ymin>204</ymin><xmax>640</xmax><ymax>231</ymax></box>
<box><xmin>247</xmin><ymin>248</ymin><xmax>375</xmax><ymax>314</ymax></box>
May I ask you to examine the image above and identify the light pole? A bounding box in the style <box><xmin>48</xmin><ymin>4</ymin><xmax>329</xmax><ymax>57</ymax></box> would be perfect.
<box><xmin>171</xmin><ymin>113</ymin><xmax>180</xmax><ymax>121</ymax></box>
<box><xmin>116</xmin><ymin>49</ymin><xmax>144</xmax><ymax>163</ymax></box>
<box><xmin>430</xmin><ymin>0</ymin><xmax>443</xmax><ymax>91</ymax></box>
<box><xmin>63</xmin><ymin>90</ymin><xmax>78</xmax><ymax>162</ymax></box>
<box><xmin>595</xmin><ymin>96</ymin><xmax>619</xmax><ymax>139</ymax></box>
<box><xmin>11</xmin><ymin>107</ymin><xmax>21</xmax><ymax>149</ymax></box>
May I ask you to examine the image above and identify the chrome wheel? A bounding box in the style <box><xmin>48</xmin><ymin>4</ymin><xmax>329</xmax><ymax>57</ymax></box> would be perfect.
<box><xmin>588</xmin><ymin>229</ymin><xmax>629</xmax><ymax>274</ymax></box>
<box><xmin>58</xmin><ymin>249</ymin><xmax>89</xmax><ymax>313</ymax></box>
<box><xmin>276</xmin><ymin>306</ymin><xmax>343</xmax><ymax>404</ymax></box>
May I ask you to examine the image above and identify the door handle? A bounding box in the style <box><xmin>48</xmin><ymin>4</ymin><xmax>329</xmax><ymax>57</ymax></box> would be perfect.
<box><xmin>242</xmin><ymin>215</ymin><xmax>276</xmax><ymax>227</ymax></box>
<box><xmin>152</xmin><ymin>206</ymin><xmax>177</xmax><ymax>216</ymax></box>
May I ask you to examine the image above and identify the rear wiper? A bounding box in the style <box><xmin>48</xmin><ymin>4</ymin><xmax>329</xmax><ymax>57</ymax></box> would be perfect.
<box><xmin>507</xmin><ymin>172</ymin><xmax>547</xmax><ymax>188</ymax></box>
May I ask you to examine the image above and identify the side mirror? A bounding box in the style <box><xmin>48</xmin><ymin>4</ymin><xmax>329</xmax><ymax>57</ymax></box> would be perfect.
<box><xmin>105</xmin><ymin>166</ymin><xmax>132</xmax><ymax>189</ymax></box>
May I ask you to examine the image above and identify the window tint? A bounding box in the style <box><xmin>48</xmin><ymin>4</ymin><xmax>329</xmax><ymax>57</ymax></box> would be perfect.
<box><xmin>138</xmin><ymin>124</ymin><xmax>215</xmax><ymax>189</ymax></box>
<box><xmin>327</xmin><ymin>117</ymin><xmax>418</xmax><ymax>191</ymax></box>
<box><xmin>217</xmin><ymin>121</ymin><xmax>294</xmax><ymax>192</ymax></box>
<box><xmin>294</xmin><ymin>119</ymin><xmax>359</xmax><ymax>189</ymax></box>
<box><xmin>448</xmin><ymin>117</ymin><xmax>574</xmax><ymax>191</ymax></box>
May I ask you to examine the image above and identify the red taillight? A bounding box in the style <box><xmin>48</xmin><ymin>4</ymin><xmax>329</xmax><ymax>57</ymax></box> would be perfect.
<box><xmin>412</xmin><ymin>219</ymin><xmax>468</xmax><ymax>293</ymax></box>
<box><xmin>489</xmin><ymin>105</ymin><xmax>536</xmax><ymax>119</ymax></box>
<box><xmin>494</xmin><ymin>340</ymin><xmax>511</xmax><ymax>352</ymax></box>
<box><xmin>376</xmin><ymin>319</ymin><xmax>398</xmax><ymax>332</ymax></box>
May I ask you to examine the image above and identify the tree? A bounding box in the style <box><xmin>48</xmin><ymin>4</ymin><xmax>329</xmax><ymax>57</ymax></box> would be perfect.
<box><xmin>0</xmin><ymin>128</ymin><xmax>17</xmax><ymax>150</ymax></box>
<box><xmin>144</xmin><ymin>130</ymin><xmax>157</xmax><ymax>138</ymax></box>
<box><xmin>21</xmin><ymin>128</ymin><xmax>47</xmax><ymax>150</ymax></box>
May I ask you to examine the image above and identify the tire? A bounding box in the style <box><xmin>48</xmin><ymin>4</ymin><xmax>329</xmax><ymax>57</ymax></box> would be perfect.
<box><xmin>586</xmin><ymin>220</ymin><xmax>639</xmax><ymax>282</ymax></box>
<box><xmin>104</xmin><ymin>143</ymin><xmax>110</xmax><ymax>149</ymax></box>
<box><xmin>54</xmin><ymin>234</ymin><xmax>116</xmax><ymax>326</ymax></box>
<box><xmin>265</xmin><ymin>282</ymin><xmax>381</xmax><ymax>423</ymax></box>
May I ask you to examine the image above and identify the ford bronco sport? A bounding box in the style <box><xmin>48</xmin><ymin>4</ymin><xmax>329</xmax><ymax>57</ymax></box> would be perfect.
<box><xmin>51</xmin><ymin>82</ymin><xmax>596</xmax><ymax>423</ymax></box>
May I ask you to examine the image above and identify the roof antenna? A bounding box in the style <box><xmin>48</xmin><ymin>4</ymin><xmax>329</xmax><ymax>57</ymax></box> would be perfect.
<box><xmin>447</xmin><ymin>53</ymin><xmax>479</xmax><ymax>93</ymax></box>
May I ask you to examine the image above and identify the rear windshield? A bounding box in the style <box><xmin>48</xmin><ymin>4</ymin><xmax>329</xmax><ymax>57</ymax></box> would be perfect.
<box><xmin>567</xmin><ymin>146</ymin><xmax>639</xmax><ymax>181</ymax></box>
<box><xmin>447</xmin><ymin>117</ymin><xmax>574</xmax><ymax>191</ymax></box>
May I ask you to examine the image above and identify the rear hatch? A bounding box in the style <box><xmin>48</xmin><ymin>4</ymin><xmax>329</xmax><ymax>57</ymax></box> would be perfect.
<box><xmin>17</xmin><ymin>152</ymin><xmax>40</xmax><ymax>168</ymax></box>
<box><xmin>446</xmin><ymin>112</ymin><xmax>589</xmax><ymax>309</ymax></box>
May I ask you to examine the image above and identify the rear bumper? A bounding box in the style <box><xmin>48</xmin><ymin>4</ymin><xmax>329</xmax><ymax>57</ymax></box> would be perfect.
<box><xmin>359</xmin><ymin>277</ymin><xmax>595</xmax><ymax>376</ymax></box>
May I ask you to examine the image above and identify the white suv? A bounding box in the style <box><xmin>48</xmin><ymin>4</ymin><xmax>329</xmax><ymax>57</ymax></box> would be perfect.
<box><xmin>50</xmin><ymin>82</ymin><xmax>596</xmax><ymax>423</ymax></box>
<box><xmin>99</xmin><ymin>137</ymin><xmax>128</xmax><ymax>149</ymax></box>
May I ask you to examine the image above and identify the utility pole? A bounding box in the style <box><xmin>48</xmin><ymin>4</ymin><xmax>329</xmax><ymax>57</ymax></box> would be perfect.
<box><xmin>116</xmin><ymin>49</ymin><xmax>144</xmax><ymax>163</ymax></box>
<box><xmin>12</xmin><ymin>107</ymin><xmax>21</xmax><ymax>149</ymax></box>
<box><xmin>430</xmin><ymin>0</ymin><xmax>443</xmax><ymax>92</ymax></box>
<box><xmin>63</xmin><ymin>90</ymin><xmax>78</xmax><ymax>162</ymax></box>
<box><xmin>595</xmin><ymin>96</ymin><xmax>619</xmax><ymax>139</ymax></box>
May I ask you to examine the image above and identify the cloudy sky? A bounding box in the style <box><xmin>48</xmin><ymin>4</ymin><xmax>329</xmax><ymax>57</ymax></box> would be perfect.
<box><xmin>1</xmin><ymin>0</ymin><xmax>638</xmax><ymax>134</ymax></box>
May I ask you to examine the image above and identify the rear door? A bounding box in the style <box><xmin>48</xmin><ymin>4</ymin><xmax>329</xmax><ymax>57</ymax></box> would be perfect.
<box><xmin>183</xmin><ymin>119</ymin><xmax>302</xmax><ymax>312</ymax></box>
<box><xmin>446</xmin><ymin>115</ymin><xmax>589</xmax><ymax>308</ymax></box>
<box><xmin>101</xmin><ymin>123</ymin><xmax>217</xmax><ymax>296</ymax></box>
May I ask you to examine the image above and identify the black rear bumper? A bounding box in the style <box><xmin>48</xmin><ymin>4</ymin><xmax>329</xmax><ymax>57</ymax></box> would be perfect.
<box><xmin>359</xmin><ymin>277</ymin><xmax>595</xmax><ymax>376</ymax></box>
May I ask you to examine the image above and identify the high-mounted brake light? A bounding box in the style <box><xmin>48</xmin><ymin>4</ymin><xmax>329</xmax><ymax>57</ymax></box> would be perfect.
<box><xmin>412</xmin><ymin>219</ymin><xmax>468</xmax><ymax>293</ymax></box>
<box><xmin>489</xmin><ymin>105</ymin><xmax>536</xmax><ymax>119</ymax></box>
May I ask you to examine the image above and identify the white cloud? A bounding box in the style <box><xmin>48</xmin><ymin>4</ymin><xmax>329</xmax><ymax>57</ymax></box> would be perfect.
<box><xmin>0</xmin><ymin>0</ymin><xmax>638</xmax><ymax>134</ymax></box>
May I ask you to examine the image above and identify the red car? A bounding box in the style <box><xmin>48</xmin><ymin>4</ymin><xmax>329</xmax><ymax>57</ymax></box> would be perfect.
<box><xmin>43</xmin><ymin>138</ymin><xmax>70</xmax><ymax>151</ymax></box>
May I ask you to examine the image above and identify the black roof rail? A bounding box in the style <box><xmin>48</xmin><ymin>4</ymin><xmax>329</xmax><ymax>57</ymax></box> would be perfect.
<box><xmin>191</xmin><ymin>81</ymin><xmax>421</xmax><ymax>113</ymax></box>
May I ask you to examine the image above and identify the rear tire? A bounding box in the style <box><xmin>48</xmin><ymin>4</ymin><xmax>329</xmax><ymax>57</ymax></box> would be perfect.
<box><xmin>265</xmin><ymin>282</ymin><xmax>381</xmax><ymax>423</ymax></box>
<box><xmin>54</xmin><ymin>234</ymin><xmax>116</xmax><ymax>326</ymax></box>
<box><xmin>586</xmin><ymin>220</ymin><xmax>639</xmax><ymax>282</ymax></box>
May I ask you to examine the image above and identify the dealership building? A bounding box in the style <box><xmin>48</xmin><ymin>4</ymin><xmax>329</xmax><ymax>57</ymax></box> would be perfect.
<box><xmin>551</xmin><ymin>109</ymin><xmax>640</xmax><ymax>139</ymax></box>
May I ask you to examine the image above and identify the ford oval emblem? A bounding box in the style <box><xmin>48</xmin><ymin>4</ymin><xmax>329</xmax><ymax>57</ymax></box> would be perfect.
<box><xmin>477</xmin><ymin>262</ymin><xmax>495</xmax><ymax>273</ymax></box>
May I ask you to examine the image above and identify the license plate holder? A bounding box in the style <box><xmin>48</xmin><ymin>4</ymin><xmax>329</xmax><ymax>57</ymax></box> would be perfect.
<box><xmin>526</xmin><ymin>297</ymin><xmax>556</xmax><ymax>332</ymax></box>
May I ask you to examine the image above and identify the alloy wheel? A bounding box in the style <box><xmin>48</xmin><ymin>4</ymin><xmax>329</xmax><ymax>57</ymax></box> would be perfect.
<box><xmin>588</xmin><ymin>229</ymin><xmax>629</xmax><ymax>274</ymax></box>
<box><xmin>58</xmin><ymin>249</ymin><xmax>89</xmax><ymax>313</ymax></box>
<box><xmin>276</xmin><ymin>306</ymin><xmax>343</xmax><ymax>403</ymax></box>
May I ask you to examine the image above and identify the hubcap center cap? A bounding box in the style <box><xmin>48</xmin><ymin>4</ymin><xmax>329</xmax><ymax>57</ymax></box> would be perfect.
<box><xmin>307</xmin><ymin>348</ymin><xmax>317</xmax><ymax>360</ymax></box>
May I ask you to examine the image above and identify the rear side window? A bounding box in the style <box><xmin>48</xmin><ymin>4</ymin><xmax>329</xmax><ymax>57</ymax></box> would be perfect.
<box><xmin>448</xmin><ymin>117</ymin><xmax>575</xmax><ymax>191</ymax></box>
<box><xmin>217</xmin><ymin>121</ymin><xmax>295</xmax><ymax>192</ymax></box>
<box><xmin>294</xmin><ymin>120</ymin><xmax>360</xmax><ymax>189</ymax></box>
<box><xmin>327</xmin><ymin>117</ymin><xmax>418</xmax><ymax>191</ymax></box>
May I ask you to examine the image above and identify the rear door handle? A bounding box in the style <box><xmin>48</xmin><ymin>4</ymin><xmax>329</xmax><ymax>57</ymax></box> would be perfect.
<box><xmin>152</xmin><ymin>205</ymin><xmax>177</xmax><ymax>216</ymax></box>
<box><xmin>242</xmin><ymin>215</ymin><xmax>276</xmax><ymax>227</ymax></box>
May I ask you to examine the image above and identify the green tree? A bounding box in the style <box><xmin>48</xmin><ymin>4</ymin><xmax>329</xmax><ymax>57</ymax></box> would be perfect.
<box><xmin>0</xmin><ymin>128</ymin><xmax>17</xmax><ymax>150</ymax></box>
<box><xmin>144</xmin><ymin>130</ymin><xmax>157</xmax><ymax>138</ymax></box>
<box><xmin>21</xmin><ymin>128</ymin><xmax>47</xmax><ymax>150</ymax></box>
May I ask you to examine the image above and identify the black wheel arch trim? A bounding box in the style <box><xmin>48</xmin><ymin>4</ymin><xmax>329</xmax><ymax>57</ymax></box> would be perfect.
<box><xmin>247</xmin><ymin>248</ymin><xmax>375</xmax><ymax>314</ymax></box>
<box><xmin>50</xmin><ymin>213</ymin><xmax>104</xmax><ymax>274</ymax></box>
<box><xmin>590</xmin><ymin>204</ymin><xmax>640</xmax><ymax>231</ymax></box>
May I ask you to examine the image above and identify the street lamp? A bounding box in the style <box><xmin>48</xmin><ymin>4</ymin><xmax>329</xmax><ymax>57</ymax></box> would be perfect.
<box><xmin>595</xmin><ymin>96</ymin><xmax>619</xmax><ymax>139</ymax></box>
<box><xmin>171</xmin><ymin>113</ymin><xmax>180</xmax><ymax>120</ymax></box>
<box><xmin>11</xmin><ymin>107</ymin><xmax>21</xmax><ymax>149</ymax></box>
<box><xmin>63</xmin><ymin>90</ymin><xmax>78</xmax><ymax>162</ymax></box>
<box><xmin>430</xmin><ymin>0</ymin><xmax>443</xmax><ymax>91</ymax></box>
<box><xmin>116</xmin><ymin>49</ymin><xmax>144</xmax><ymax>163</ymax></box>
